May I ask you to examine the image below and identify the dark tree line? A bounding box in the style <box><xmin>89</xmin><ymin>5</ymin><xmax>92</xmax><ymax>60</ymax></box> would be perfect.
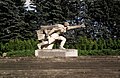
<box><xmin>0</xmin><ymin>0</ymin><xmax>120</xmax><ymax>43</ymax></box>
<box><xmin>87</xmin><ymin>0</ymin><xmax>120</xmax><ymax>39</ymax></box>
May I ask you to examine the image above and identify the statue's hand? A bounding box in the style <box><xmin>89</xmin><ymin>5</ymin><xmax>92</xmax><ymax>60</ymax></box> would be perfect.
<box><xmin>81</xmin><ymin>23</ymin><xmax>86</xmax><ymax>28</ymax></box>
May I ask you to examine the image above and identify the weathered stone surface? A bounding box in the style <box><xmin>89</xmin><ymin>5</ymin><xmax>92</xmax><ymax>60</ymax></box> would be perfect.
<box><xmin>35</xmin><ymin>49</ymin><xmax>78</xmax><ymax>58</ymax></box>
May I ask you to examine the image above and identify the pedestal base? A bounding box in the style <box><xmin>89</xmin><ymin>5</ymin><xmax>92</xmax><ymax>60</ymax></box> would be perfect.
<box><xmin>35</xmin><ymin>49</ymin><xmax>78</xmax><ymax>58</ymax></box>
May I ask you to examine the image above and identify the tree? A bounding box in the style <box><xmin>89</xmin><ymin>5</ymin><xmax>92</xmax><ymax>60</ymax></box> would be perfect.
<box><xmin>36</xmin><ymin>0</ymin><xmax>65</xmax><ymax>25</ymax></box>
<box><xmin>0</xmin><ymin>0</ymin><xmax>23</xmax><ymax>42</ymax></box>
<box><xmin>87</xmin><ymin>0</ymin><xmax>120</xmax><ymax>39</ymax></box>
<box><xmin>0</xmin><ymin>0</ymin><xmax>39</xmax><ymax>43</ymax></box>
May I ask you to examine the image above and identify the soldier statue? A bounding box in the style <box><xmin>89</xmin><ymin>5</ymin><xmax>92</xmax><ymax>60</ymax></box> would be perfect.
<box><xmin>36</xmin><ymin>22</ymin><xmax>85</xmax><ymax>49</ymax></box>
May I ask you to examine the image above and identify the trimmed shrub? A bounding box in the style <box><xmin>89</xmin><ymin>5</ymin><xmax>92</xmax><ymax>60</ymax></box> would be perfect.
<box><xmin>0</xmin><ymin>39</ymin><xmax>38</xmax><ymax>52</ymax></box>
<box><xmin>0</xmin><ymin>37</ymin><xmax>120</xmax><ymax>56</ymax></box>
<box><xmin>78</xmin><ymin>49</ymin><xmax>120</xmax><ymax>56</ymax></box>
<box><xmin>6</xmin><ymin>50</ymin><xmax>35</xmax><ymax>57</ymax></box>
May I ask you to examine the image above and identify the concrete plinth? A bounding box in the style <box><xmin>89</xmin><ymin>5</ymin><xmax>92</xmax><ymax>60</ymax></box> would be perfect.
<box><xmin>35</xmin><ymin>49</ymin><xmax>78</xmax><ymax>58</ymax></box>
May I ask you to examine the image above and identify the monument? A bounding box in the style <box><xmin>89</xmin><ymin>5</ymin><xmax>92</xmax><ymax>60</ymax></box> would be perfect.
<box><xmin>35</xmin><ymin>22</ymin><xmax>85</xmax><ymax>58</ymax></box>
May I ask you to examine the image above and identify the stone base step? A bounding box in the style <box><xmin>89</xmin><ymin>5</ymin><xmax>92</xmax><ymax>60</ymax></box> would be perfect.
<box><xmin>35</xmin><ymin>49</ymin><xmax>78</xmax><ymax>58</ymax></box>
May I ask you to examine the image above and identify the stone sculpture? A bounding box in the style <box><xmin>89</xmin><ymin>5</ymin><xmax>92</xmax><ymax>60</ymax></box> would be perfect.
<box><xmin>36</xmin><ymin>22</ymin><xmax>85</xmax><ymax>49</ymax></box>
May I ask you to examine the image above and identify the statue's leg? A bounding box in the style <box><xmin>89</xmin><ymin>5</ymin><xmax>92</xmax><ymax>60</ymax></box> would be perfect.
<box><xmin>37</xmin><ymin>43</ymin><xmax>41</xmax><ymax>49</ymax></box>
<box><xmin>38</xmin><ymin>37</ymin><xmax>56</xmax><ymax>49</ymax></box>
<box><xmin>37</xmin><ymin>41</ymin><xmax>49</xmax><ymax>49</ymax></box>
<box><xmin>47</xmin><ymin>43</ymin><xmax>54</xmax><ymax>49</ymax></box>
<box><xmin>48</xmin><ymin>36</ymin><xmax>55</xmax><ymax>44</ymax></box>
<box><xmin>57</xmin><ymin>36</ymin><xmax>66</xmax><ymax>49</ymax></box>
<box><xmin>37</xmin><ymin>43</ymin><xmax>43</xmax><ymax>49</ymax></box>
<box><xmin>46</xmin><ymin>36</ymin><xmax>55</xmax><ymax>49</ymax></box>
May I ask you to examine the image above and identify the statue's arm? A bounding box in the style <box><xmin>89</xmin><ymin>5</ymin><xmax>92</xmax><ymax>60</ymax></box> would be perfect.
<box><xmin>48</xmin><ymin>28</ymin><xmax>60</xmax><ymax>35</ymax></box>
<box><xmin>67</xmin><ymin>26</ymin><xmax>81</xmax><ymax>30</ymax></box>
<box><xmin>67</xmin><ymin>23</ymin><xmax>86</xmax><ymax>30</ymax></box>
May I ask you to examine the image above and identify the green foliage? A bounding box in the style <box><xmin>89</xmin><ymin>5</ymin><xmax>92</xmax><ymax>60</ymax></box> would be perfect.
<box><xmin>88</xmin><ymin>0</ymin><xmax>120</xmax><ymax>38</ymax></box>
<box><xmin>118</xmin><ymin>40</ymin><xmax>120</xmax><ymax>49</ymax></box>
<box><xmin>0</xmin><ymin>0</ymin><xmax>25</xmax><ymax>42</ymax></box>
<box><xmin>93</xmin><ymin>41</ymin><xmax>98</xmax><ymax>50</ymax></box>
<box><xmin>65</xmin><ymin>36</ymin><xmax>120</xmax><ymax>51</ymax></box>
<box><xmin>0</xmin><ymin>39</ymin><xmax>38</xmax><ymax>53</ymax></box>
<box><xmin>0</xmin><ymin>37</ymin><xmax>120</xmax><ymax>56</ymax></box>
<box><xmin>0</xmin><ymin>0</ymin><xmax>39</xmax><ymax>43</ymax></box>
<box><xmin>6</xmin><ymin>50</ymin><xmax>35</xmax><ymax>57</ymax></box>
<box><xmin>78</xmin><ymin>49</ymin><xmax>120</xmax><ymax>56</ymax></box>
<box><xmin>0</xmin><ymin>0</ymin><xmax>120</xmax><ymax>43</ymax></box>
<box><xmin>0</xmin><ymin>0</ymin><xmax>120</xmax><ymax>56</ymax></box>
<box><xmin>36</xmin><ymin>0</ymin><xmax>65</xmax><ymax>25</ymax></box>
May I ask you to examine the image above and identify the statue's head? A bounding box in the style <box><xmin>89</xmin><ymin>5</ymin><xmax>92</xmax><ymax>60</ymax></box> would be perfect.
<box><xmin>64</xmin><ymin>22</ymin><xmax>69</xmax><ymax>27</ymax></box>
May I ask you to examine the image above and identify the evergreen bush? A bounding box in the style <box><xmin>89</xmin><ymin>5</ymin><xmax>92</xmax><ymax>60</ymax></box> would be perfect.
<box><xmin>0</xmin><ymin>37</ymin><xmax>120</xmax><ymax>56</ymax></box>
<box><xmin>78</xmin><ymin>49</ymin><xmax>120</xmax><ymax>56</ymax></box>
<box><xmin>0</xmin><ymin>39</ymin><xmax>38</xmax><ymax>52</ymax></box>
<box><xmin>6</xmin><ymin>50</ymin><xmax>35</xmax><ymax>57</ymax></box>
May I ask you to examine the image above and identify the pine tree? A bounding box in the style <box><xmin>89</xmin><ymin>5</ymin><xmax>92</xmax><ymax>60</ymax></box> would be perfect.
<box><xmin>112</xmin><ymin>1</ymin><xmax>120</xmax><ymax>39</ymax></box>
<box><xmin>0</xmin><ymin>0</ymin><xmax>40</xmax><ymax>42</ymax></box>
<box><xmin>36</xmin><ymin>0</ymin><xmax>65</xmax><ymax>25</ymax></box>
<box><xmin>0</xmin><ymin>0</ymin><xmax>22</xmax><ymax>42</ymax></box>
<box><xmin>87</xmin><ymin>0</ymin><xmax>120</xmax><ymax>39</ymax></box>
<box><xmin>47</xmin><ymin>0</ymin><xmax>65</xmax><ymax>24</ymax></box>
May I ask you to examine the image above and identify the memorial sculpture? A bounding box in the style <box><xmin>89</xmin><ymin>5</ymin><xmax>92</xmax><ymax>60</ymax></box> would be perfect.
<box><xmin>35</xmin><ymin>22</ymin><xmax>85</xmax><ymax>57</ymax></box>
<box><xmin>36</xmin><ymin>22</ymin><xmax>86</xmax><ymax>49</ymax></box>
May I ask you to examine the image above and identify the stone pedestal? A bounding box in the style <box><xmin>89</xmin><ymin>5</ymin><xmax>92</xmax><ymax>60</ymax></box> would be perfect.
<box><xmin>35</xmin><ymin>49</ymin><xmax>78</xmax><ymax>58</ymax></box>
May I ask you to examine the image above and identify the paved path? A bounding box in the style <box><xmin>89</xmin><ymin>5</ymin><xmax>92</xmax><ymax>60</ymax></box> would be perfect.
<box><xmin>0</xmin><ymin>56</ymin><xmax>120</xmax><ymax>78</ymax></box>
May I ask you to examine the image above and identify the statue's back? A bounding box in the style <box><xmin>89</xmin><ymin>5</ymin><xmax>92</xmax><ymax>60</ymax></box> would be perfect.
<box><xmin>36</xmin><ymin>24</ymin><xmax>60</xmax><ymax>40</ymax></box>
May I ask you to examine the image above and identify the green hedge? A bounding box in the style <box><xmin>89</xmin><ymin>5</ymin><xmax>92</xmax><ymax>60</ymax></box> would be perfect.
<box><xmin>0</xmin><ymin>37</ymin><xmax>120</xmax><ymax>56</ymax></box>
<box><xmin>4</xmin><ymin>49</ymin><xmax>120</xmax><ymax>57</ymax></box>
<box><xmin>65</xmin><ymin>37</ymin><xmax>120</xmax><ymax>50</ymax></box>
<box><xmin>0</xmin><ymin>39</ymin><xmax>38</xmax><ymax>54</ymax></box>
<box><xmin>6</xmin><ymin>50</ymin><xmax>35</xmax><ymax>57</ymax></box>
<box><xmin>78</xmin><ymin>49</ymin><xmax>120</xmax><ymax>56</ymax></box>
